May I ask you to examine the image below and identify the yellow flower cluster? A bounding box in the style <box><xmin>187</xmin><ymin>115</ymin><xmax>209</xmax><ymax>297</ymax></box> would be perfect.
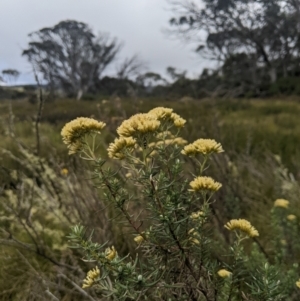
<box><xmin>60</xmin><ymin>168</ymin><xmax>68</xmax><ymax>176</ymax></box>
<box><xmin>182</xmin><ymin>139</ymin><xmax>224</xmax><ymax>156</ymax></box>
<box><xmin>149</xmin><ymin>137</ymin><xmax>187</xmax><ymax>149</ymax></box>
<box><xmin>189</xmin><ymin>176</ymin><xmax>222</xmax><ymax>192</ymax></box>
<box><xmin>296</xmin><ymin>279</ymin><xmax>300</xmax><ymax>288</ymax></box>
<box><xmin>82</xmin><ymin>266</ymin><xmax>100</xmax><ymax>288</ymax></box>
<box><xmin>287</xmin><ymin>214</ymin><xmax>296</xmax><ymax>221</ymax></box>
<box><xmin>188</xmin><ymin>228</ymin><xmax>200</xmax><ymax>245</ymax></box>
<box><xmin>148</xmin><ymin>107</ymin><xmax>186</xmax><ymax>128</ymax></box>
<box><xmin>281</xmin><ymin>239</ymin><xmax>287</xmax><ymax>246</ymax></box>
<box><xmin>107</xmin><ymin>108</ymin><xmax>186</xmax><ymax>158</ymax></box>
<box><xmin>105</xmin><ymin>246</ymin><xmax>117</xmax><ymax>261</ymax></box>
<box><xmin>190</xmin><ymin>211</ymin><xmax>204</xmax><ymax>220</ymax></box>
<box><xmin>274</xmin><ymin>198</ymin><xmax>289</xmax><ymax>208</ymax></box>
<box><xmin>107</xmin><ymin>137</ymin><xmax>136</xmax><ymax>159</ymax></box>
<box><xmin>224</xmin><ymin>219</ymin><xmax>259</xmax><ymax>238</ymax></box>
<box><xmin>134</xmin><ymin>234</ymin><xmax>145</xmax><ymax>244</ymax></box>
<box><xmin>160</xmin><ymin>137</ymin><xmax>187</xmax><ymax>146</ymax></box>
<box><xmin>117</xmin><ymin>113</ymin><xmax>160</xmax><ymax>137</ymax></box>
<box><xmin>156</xmin><ymin>131</ymin><xmax>174</xmax><ymax>139</ymax></box>
<box><xmin>217</xmin><ymin>269</ymin><xmax>232</xmax><ymax>278</ymax></box>
<box><xmin>148</xmin><ymin>107</ymin><xmax>173</xmax><ymax>120</ymax></box>
<box><xmin>171</xmin><ymin>112</ymin><xmax>186</xmax><ymax>128</ymax></box>
<box><xmin>61</xmin><ymin>117</ymin><xmax>106</xmax><ymax>154</ymax></box>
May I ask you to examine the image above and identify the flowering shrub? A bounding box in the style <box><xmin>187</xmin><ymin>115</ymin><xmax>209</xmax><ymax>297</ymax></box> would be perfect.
<box><xmin>63</xmin><ymin>107</ymin><xmax>300</xmax><ymax>300</ymax></box>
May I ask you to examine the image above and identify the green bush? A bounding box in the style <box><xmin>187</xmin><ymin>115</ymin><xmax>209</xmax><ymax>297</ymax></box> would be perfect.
<box><xmin>63</xmin><ymin>107</ymin><xmax>300</xmax><ymax>300</ymax></box>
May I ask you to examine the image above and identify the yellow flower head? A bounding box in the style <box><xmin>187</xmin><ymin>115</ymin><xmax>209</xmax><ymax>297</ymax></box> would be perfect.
<box><xmin>287</xmin><ymin>214</ymin><xmax>296</xmax><ymax>221</ymax></box>
<box><xmin>188</xmin><ymin>228</ymin><xmax>200</xmax><ymax>245</ymax></box>
<box><xmin>217</xmin><ymin>269</ymin><xmax>232</xmax><ymax>278</ymax></box>
<box><xmin>105</xmin><ymin>246</ymin><xmax>117</xmax><ymax>261</ymax></box>
<box><xmin>274</xmin><ymin>199</ymin><xmax>289</xmax><ymax>208</ymax></box>
<box><xmin>148</xmin><ymin>107</ymin><xmax>186</xmax><ymax>128</ymax></box>
<box><xmin>60</xmin><ymin>168</ymin><xmax>68</xmax><ymax>176</ymax></box>
<box><xmin>148</xmin><ymin>107</ymin><xmax>173</xmax><ymax>120</ymax></box>
<box><xmin>107</xmin><ymin>137</ymin><xmax>136</xmax><ymax>159</ymax></box>
<box><xmin>189</xmin><ymin>176</ymin><xmax>222</xmax><ymax>192</ymax></box>
<box><xmin>170</xmin><ymin>112</ymin><xmax>186</xmax><ymax>128</ymax></box>
<box><xmin>61</xmin><ymin>117</ymin><xmax>106</xmax><ymax>154</ymax></box>
<box><xmin>164</xmin><ymin>137</ymin><xmax>187</xmax><ymax>146</ymax></box>
<box><xmin>296</xmin><ymin>279</ymin><xmax>300</xmax><ymax>288</ymax></box>
<box><xmin>182</xmin><ymin>139</ymin><xmax>224</xmax><ymax>156</ymax></box>
<box><xmin>149</xmin><ymin>137</ymin><xmax>188</xmax><ymax>149</ymax></box>
<box><xmin>224</xmin><ymin>219</ymin><xmax>259</xmax><ymax>238</ymax></box>
<box><xmin>189</xmin><ymin>237</ymin><xmax>200</xmax><ymax>245</ymax></box>
<box><xmin>117</xmin><ymin>113</ymin><xmax>160</xmax><ymax>138</ymax></box>
<box><xmin>156</xmin><ymin>131</ymin><xmax>175</xmax><ymax>139</ymax></box>
<box><xmin>82</xmin><ymin>266</ymin><xmax>100</xmax><ymax>288</ymax></box>
<box><xmin>134</xmin><ymin>234</ymin><xmax>145</xmax><ymax>244</ymax></box>
<box><xmin>280</xmin><ymin>239</ymin><xmax>287</xmax><ymax>246</ymax></box>
<box><xmin>188</xmin><ymin>228</ymin><xmax>196</xmax><ymax>235</ymax></box>
<box><xmin>190</xmin><ymin>211</ymin><xmax>204</xmax><ymax>220</ymax></box>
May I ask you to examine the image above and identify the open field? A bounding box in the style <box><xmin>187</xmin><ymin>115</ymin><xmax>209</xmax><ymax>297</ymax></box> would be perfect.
<box><xmin>1</xmin><ymin>97</ymin><xmax>299</xmax><ymax>172</ymax></box>
<box><xmin>0</xmin><ymin>97</ymin><xmax>300</xmax><ymax>300</ymax></box>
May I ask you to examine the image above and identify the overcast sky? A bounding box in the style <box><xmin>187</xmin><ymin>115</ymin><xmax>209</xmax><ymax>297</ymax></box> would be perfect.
<box><xmin>0</xmin><ymin>0</ymin><xmax>209</xmax><ymax>84</ymax></box>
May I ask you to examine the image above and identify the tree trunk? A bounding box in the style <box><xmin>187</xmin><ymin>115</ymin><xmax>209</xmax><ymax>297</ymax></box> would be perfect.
<box><xmin>269</xmin><ymin>67</ymin><xmax>277</xmax><ymax>83</ymax></box>
<box><xmin>76</xmin><ymin>89</ymin><xmax>83</xmax><ymax>101</ymax></box>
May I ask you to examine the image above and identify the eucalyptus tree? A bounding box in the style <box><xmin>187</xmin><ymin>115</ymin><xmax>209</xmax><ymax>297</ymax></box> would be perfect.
<box><xmin>23</xmin><ymin>20</ymin><xmax>121</xmax><ymax>100</ymax></box>
<box><xmin>169</xmin><ymin>0</ymin><xmax>300</xmax><ymax>85</ymax></box>
<box><xmin>1</xmin><ymin>69</ymin><xmax>20</xmax><ymax>84</ymax></box>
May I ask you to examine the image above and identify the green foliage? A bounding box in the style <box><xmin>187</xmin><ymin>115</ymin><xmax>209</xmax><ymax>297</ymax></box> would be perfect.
<box><xmin>64</xmin><ymin>106</ymin><xmax>300</xmax><ymax>300</ymax></box>
<box><xmin>269</xmin><ymin>77</ymin><xmax>300</xmax><ymax>96</ymax></box>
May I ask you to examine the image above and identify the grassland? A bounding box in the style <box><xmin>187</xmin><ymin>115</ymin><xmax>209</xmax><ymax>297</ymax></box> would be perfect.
<box><xmin>0</xmin><ymin>96</ymin><xmax>299</xmax><ymax>300</ymax></box>
<box><xmin>1</xmin><ymin>97</ymin><xmax>299</xmax><ymax>171</ymax></box>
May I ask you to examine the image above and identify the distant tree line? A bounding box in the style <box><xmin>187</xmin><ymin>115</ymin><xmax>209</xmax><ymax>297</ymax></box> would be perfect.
<box><xmin>15</xmin><ymin>1</ymin><xmax>300</xmax><ymax>101</ymax></box>
<box><xmin>168</xmin><ymin>0</ymin><xmax>300</xmax><ymax>97</ymax></box>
